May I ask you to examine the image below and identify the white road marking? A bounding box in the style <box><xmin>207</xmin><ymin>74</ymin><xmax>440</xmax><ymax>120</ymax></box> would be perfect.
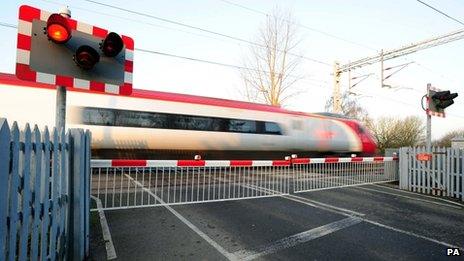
<box><xmin>282</xmin><ymin>190</ymin><xmax>464</xmax><ymax>251</ymax></box>
<box><xmin>245</xmin><ymin>183</ymin><xmax>365</xmax><ymax>217</ymax></box>
<box><xmin>121</xmin><ymin>174</ymin><xmax>464</xmax><ymax>258</ymax></box>
<box><xmin>124</xmin><ymin>174</ymin><xmax>237</xmax><ymax>261</ymax></box>
<box><xmin>354</xmin><ymin>186</ymin><xmax>462</xmax><ymax>209</ymax></box>
<box><xmin>362</xmin><ymin>219</ymin><xmax>464</xmax><ymax>251</ymax></box>
<box><xmin>283</xmin><ymin>194</ymin><xmax>365</xmax><ymax>217</ymax></box>
<box><xmin>234</xmin><ymin>217</ymin><xmax>362</xmax><ymax>261</ymax></box>
<box><xmin>371</xmin><ymin>184</ymin><xmax>464</xmax><ymax>208</ymax></box>
<box><xmin>91</xmin><ymin>196</ymin><xmax>117</xmax><ymax>260</ymax></box>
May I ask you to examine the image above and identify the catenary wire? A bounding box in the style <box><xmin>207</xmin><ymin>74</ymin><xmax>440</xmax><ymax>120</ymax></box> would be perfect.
<box><xmin>218</xmin><ymin>0</ymin><xmax>377</xmax><ymax>51</ymax></box>
<box><xmin>416</xmin><ymin>0</ymin><xmax>464</xmax><ymax>26</ymax></box>
<box><xmin>83</xmin><ymin>0</ymin><xmax>331</xmax><ymax>66</ymax></box>
<box><xmin>1</xmin><ymin>21</ymin><xmax>463</xmax><ymax>118</ymax></box>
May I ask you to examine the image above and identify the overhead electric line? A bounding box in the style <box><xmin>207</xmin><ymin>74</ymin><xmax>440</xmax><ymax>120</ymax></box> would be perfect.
<box><xmin>339</xmin><ymin>28</ymin><xmax>464</xmax><ymax>72</ymax></box>
<box><xmin>416</xmin><ymin>0</ymin><xmax>464</xmax><ymax>26</ymax></box>
<box><xmin>0</xmin><ymin>21</ymin><xmax>326</xmax><ymax>85</ymax></box>
<box><xmin>40</xmin><ymin>0</ymin><xmax>245</xmax><ymax>46</ymax></box>
<box><xmin>0</xmin><ymin>22</ymin><xmax>17</xmax><ymax>29</ymax></box>
<box><xmin>84</xmin><ymin>0</ymin><xmax>331</xmax><ymax>66</ymax></box>
<box><xmin>218</xmin><ymin>0</ymin><xmax>376</xmax><ymax>50</ymax></box>
<box><xmin>135</xmin><ymin>47</ymin><xmax>325</xmax><ymax>82</ymax></box>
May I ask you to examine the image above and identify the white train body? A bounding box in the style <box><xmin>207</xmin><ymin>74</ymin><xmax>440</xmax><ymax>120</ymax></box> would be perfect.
<box><xmin>0</xmin><ymin>73</ymin><xmax>376</xmax><ymax>159</ymax></box>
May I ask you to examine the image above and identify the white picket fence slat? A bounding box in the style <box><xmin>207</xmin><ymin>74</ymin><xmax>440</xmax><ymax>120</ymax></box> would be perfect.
<box><xmin>399</xmin><ymin>146</ymin><xmax>464</xmax><ymax>201</ymax></box>
<box><xmin>0</xmin><ymin>119</ymin><xmax>10</xmax><ymax>259</ymax></box>
<box><xmin>0</xmin><ymin>118</ymin><xmax>91</xmax><ymax>260</ymax></box>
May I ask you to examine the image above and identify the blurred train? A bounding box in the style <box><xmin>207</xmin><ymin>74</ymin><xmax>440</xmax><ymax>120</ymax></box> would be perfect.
<box><xmin>0</xmin><ymin>72</ymin><xmax>377</xmax><ymax>159</ymax></box>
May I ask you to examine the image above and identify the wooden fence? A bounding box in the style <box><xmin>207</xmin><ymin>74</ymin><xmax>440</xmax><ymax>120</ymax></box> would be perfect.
<box><xmin>0</xmin><ymin>118</ymin><xmax>91</xmax><ymax>261</ymax></box>
<box><xmin>399</xmin><ymin>146</ymin><xmax>463</xmax><ymax>201</ymax></box>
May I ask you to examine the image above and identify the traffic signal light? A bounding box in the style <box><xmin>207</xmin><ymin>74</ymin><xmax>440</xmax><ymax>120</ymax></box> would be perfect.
<box><xmin>16</xmin><ymin>5</ymin><xmax>134</xmax><ymax>95</ymax></box>
<box><xmin>46</xmin><ymin>13</ymin><xmax>72</xmax><ymax>44</ymax></box>
<box><xmin>74</xmin><ymin>45</ymin><xmax>100</xmax><ymax>70</ymax></box>
<box><xmin>432</xmin><ymin>91</ymin><xmax>458</xmax><ymax>109</ymax></box>
<box><xmin>427</xmin><ymin>88</ymin><xmax>458</xmax><ymax>117</ymax></box>
<box><xmin>101</xmin><ymin>32</ymin><xmax>124</xmax><ymax>57</ymax></box>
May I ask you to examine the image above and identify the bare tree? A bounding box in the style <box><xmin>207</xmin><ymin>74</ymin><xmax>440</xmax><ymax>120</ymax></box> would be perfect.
<box><xmin>240</xmin><ymin>8</ymin><xmax>302</xmax><ymax>106</ymax></box>
<box><xmin>367</xmin><ymin>116</ymin><xmax>425</xmax><ymax>153</ymax></box>
<box><xmin>433</xmin><ymin>129</ymin><xmax>464</xmax><ymax>147</ymax></box>
<box><xmin>325</xmin><ymin>91</ymin><xmax>372</xmax><ymax>126</ymax></box>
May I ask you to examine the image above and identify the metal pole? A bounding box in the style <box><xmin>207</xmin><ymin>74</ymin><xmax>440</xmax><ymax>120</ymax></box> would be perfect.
<box><xmin>55</xmin><ymin>86</ymin><xmax>67</xmax><ymax>130</ymax></box>
<box><xmin>348</xmin><ymin>68</ymin><xmax>351</xmax><ymax>91</ymax></box>
<box><xmin>380</xmin><ymin>49</ymin><xmax>384</xmax><ymax>88</ymax></box>
<box><xmin>54</xmin><ymin>7</ymin><xmax>71</xmax><ymax>131</ymax></box>
<box><xmin>426</xmin><ymin>83</ymin><xmax>432</xmax><ymax>152</ymax></box>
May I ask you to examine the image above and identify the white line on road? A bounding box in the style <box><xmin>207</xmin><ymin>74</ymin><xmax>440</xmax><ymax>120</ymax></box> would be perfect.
<box><xmin>362</xmin><ymin>219</ymin><xmax>464</xmax><ymax>251</ymax></box>
<box><xmin>283</xmin><ymin>194</ymin><xmax>365</xmax><ymax>217</ymax></box>
<box><xmin>234</xmin><ymin>217</ymin><xmax>362</xmax><ymax>261</ymax></box>
<box><xmin>91</xmin><ymin>196</ymin><xmax>117</xmax><ymax>260</ymax></box>
<box><xmin>371</xmin><ymin>184</ymin><xmax>464</xmax><ymax>208</ymax></box>
<box><xmin>354</xmin><ymin>186</ymin><xmax>462</xmax><ymax>209</ymax></box>
<box><xmin>281</xmin><ymin>191</ymin><xmax>464</xmax><ymax>251</ymax></box>
<box><xmin>245</xmin><ymin>184</ymin><xmax>365</xmax><ymax>217</ymax></box>
<box><xmin>124</xmin><ymin>174</ymin><xmax>238</xmax><ymax>261</ymax></box>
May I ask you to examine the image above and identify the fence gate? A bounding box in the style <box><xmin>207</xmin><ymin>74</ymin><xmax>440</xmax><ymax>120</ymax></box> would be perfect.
<box><xmin>91</xmin><ymin>159</ymin><xmax>291</xmax><ymax>210</ymax></box>
<box><xmin>399</xmin><ymin>147</ymin><xmax>463</xmax><ymax>201</ymax></box>
<box><xmin>0</xmin><ymin>118</ymin><xmax>91</xmax><ymax>261</ymax></box>
<box><xmin>91</xmin><ymin>156</ymin><xmax>399</xmax><ymax>211</ymax></box>
<box><xmin>292</xmin><ymin>157</ymin><xmax>398</xmax><ymax>193</ymax></box>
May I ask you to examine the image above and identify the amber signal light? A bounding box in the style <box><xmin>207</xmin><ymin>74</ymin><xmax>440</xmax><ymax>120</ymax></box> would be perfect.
<box><xmin>46</xmin><ymin>13</ymin><xmax>72</xmax><ymax>44</ymax></box>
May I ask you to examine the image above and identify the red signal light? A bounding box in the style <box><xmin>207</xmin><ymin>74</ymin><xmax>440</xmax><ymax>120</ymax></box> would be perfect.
<box><xmin>74</xmin><ymin>45</ymin><xmax>100</xmax><ymax>70</ymax></box>
<box><xmin>46</xmin><ymin>13</ymin><xmax>71</xmax><ymax>44</ymax></box>
<box><xmin>101</xmin><ymin>32</ymin><xmax>123</xmax><ymax>57</ymax></box>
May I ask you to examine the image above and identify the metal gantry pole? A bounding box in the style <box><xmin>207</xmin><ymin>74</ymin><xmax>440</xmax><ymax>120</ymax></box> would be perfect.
<box><xmin>333</xmin><ymin>61</ymin><xmax>341</xmax><ymax>113</ymax></box>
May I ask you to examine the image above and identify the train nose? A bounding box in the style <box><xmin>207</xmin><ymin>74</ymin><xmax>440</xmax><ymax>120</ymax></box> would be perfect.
<box><xmin>360</xmin><ymin>129</ymin><xmax>377</xmax><ymax>154</ymax></box>
<box><xmin>362</xmin><ymin>137</ymin><xmax>377</xmax><ymax>154</ymax></box>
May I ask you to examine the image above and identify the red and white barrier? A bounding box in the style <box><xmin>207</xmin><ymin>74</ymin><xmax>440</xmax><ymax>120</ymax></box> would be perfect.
<box><xmin>291</xmin><ymin>156</ymin><xmax>398</xmax><ymax>164</ymax></box>
<box><xmin>91</xmin><ymin>159</ymin><xmax>290</xmax><ymax>168</ymax></box>
<box><xmin>91</xmin><ymin>156</ymin><xmax>398</xmax><ymax>168</ymax></box>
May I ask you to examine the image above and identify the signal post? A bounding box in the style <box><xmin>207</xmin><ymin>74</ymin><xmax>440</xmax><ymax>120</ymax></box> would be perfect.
<box><xmin>15</xmin><ymin>5</ymin><xmax>134</xmax><ymax>259</ymax></box>
<box><xmin>424</xmin><ymin>83</ymin><xmax>458</xmax><ymax>151</ymax></box>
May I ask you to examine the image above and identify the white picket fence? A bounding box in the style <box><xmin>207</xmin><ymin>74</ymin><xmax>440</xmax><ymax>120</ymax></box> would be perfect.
<box><xmin>399</xmin><ymin>147</ymin><xmax>464</xmax><ymax>201</ymax></box>
<box><xmin>0</xmin><ymin>118</ymin><xmax>91</xmax><ymax>261</ymax></box>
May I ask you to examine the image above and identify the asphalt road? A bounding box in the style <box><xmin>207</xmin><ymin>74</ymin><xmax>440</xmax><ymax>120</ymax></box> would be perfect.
<box><xmin>90</xmin><ymin>183</ymin><xmax>464</xmax><ymax>260</ymax></box>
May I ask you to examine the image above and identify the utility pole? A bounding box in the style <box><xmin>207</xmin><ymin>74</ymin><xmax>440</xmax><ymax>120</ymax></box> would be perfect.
<box><xmin>332</xmin><ymin>61</ymin><xmax>342</xmax><ymax>113</ymax></box>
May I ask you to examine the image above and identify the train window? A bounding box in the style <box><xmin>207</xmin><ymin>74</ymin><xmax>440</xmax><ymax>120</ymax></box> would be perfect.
<box><xmin>264</xmin><ymin>122</ymin><xmax>281</xmax><ymax>134</ymax></box>
<box><xmin>171</xmin><ymin>115</ymin><xmax>214</xmax><ymax>131</ymax></box>
<box><xmin>82</xmin><ymin>107</ymin><xmax>115</xmax><ymax>126</ymax></box>
<box><xmin>76</xmin><ymin>106</ymin><xmax>282</xmax><ymax>135</ymax></box>
<box><xmin>229</xmin><ymin>119</ymin><xmax>256</xmax><ymax>133</ymax></box>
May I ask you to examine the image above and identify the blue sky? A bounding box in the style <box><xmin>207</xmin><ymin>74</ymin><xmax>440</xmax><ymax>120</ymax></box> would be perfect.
<box><xmin>0</xmin><ymin>0</ymin><xmax>463</xmax><ymax>138</ymax></box>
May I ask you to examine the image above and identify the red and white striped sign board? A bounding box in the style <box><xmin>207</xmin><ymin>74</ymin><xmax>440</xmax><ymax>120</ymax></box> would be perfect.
<box><xmin>15</xmin><ymin>5</ymin><xmax>134</xmax><ymax>95</ymax></box>
<box><xmin>91</xmin><ymin>157</ymin><xmax>398</xmax><ymax>168</ymax></box>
